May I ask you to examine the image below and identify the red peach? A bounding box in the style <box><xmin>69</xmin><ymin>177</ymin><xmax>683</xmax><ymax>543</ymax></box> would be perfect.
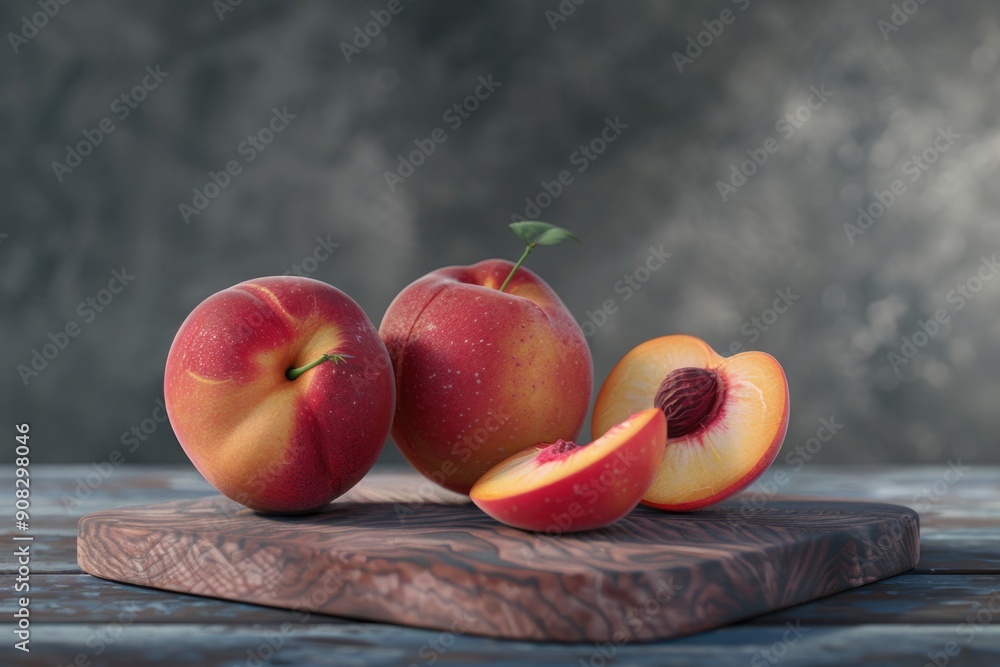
<box><xmin>379</xmin><ymin>259</ymin><xmax>593</xmax><ymax>494</ymax></box>
<box><xmin>164</xmin><ymin>276</ymin><xmax>395</xmax><ymax>514</ymax></box>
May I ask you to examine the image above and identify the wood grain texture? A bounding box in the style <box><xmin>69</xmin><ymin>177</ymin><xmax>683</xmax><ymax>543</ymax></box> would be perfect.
<box><xmin>77</xmin><ymin>474</ymin><xmax>919</xmax><ymax>642</ymax></box>
<box><xmin>13</xmin><ymin>573</ymin><xmax>998</xmax><ymax>627</ymax></box>
<box><xmin>746</xmin><ymin>574</ymin><xmax>1000</xmax><ymax>625</ymax></box>
<box><xmin>9</xmin><ymin>463</ymin><xmax>994</xmax><ymax>577</ymax></box>
<box><xmin>0</xmin><ymin>535</ymin><xmax>81</xmax><ymax>575</ymax></box>
<box><xmin>0</xmin><ymin>574</ymin><xmax>328</xmax><ymax>625</ymax></box>
<box><xmin>918</xmin><ymin>537</ymin><xmax>1000</xmax><ymax>574</ymax></box>
<box><xmin>10</xmin><ymin>624</ymin><xmax>1000</xmax><ymax>667</ymax></box>
<box><xmin>2</xmin><ymin>465</ymin><xmax>995</xmax><ymax>665</ymax></box>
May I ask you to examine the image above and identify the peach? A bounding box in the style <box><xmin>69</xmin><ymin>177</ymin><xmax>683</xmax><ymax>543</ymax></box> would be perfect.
<box><xmin>379</xmin><ymin>259</ymin><xmax>593</xmax><ymax>494</ymax></box>
<box><xmin>164</xmin><ymin>276</ymin><xmax>395</xmax><ymax>514</ymax></box>
<box><xmin>592</xmin><ymin>335</ymin><xmax>788</xmax><ymax>510</ymax></box>
<box><xmin>470</xmin><ymin>409</ymin><xmax>666</xmax><ymax>532</ymax></box>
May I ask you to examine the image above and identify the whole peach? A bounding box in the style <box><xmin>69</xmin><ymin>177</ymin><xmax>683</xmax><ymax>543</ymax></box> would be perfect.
<box><xmin>164</xmin><ymin>276</ymin><xmax>394</xmax><ymax>513</ymax></box>
<box><xmin>379</xmin><ymin>259</ymin><xmax>593</xmax><ymax>493</ymax></box>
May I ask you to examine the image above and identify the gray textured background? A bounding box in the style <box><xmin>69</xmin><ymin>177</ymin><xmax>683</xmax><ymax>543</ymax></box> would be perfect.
<box><xmin>3</xmin><ymin>0</ymin><xmax>999</xmax><ymax>468</ymax></box>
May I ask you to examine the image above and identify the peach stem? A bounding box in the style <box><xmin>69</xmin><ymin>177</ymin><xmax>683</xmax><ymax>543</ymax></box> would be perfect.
<box><xmin>498</xmin><ymin>244</ymin><xmax>535</xmax><ymax>293</ymax></box>
<box><xmin>286</xmin><ymin>353</ymin><xmax>352</xmax><ymax>381</ymax></box>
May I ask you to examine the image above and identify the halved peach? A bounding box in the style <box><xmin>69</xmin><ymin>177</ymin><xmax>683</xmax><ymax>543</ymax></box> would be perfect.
<box><xmin>593</xmin><ymin>335</ymin><xmax>789</xmax><ymax>511</ymax></box>
<box><xmin>470</xmin><ymin>409</ymin><xmax>666</xmax><ymax>532</ymax></box>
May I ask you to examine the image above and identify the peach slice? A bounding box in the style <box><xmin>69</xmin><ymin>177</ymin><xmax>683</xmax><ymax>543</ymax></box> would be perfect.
<box><xmin>593</xmin><ymin>335</ymin><xmax>789</xmax><ymax>511</ymax></box>
<box><xmin>470</xmin><ymin>409</ymin><xmax>666</xmax><ymax>532</ymax></box>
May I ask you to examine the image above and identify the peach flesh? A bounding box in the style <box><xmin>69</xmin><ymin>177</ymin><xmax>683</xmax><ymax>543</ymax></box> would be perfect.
<box><xmin>534</xmin><ymin>439</ymin><xmax>580</xmax><ymax>464</ymax></box>
<box><xmin>470</xmin><ymin>409</ymin><xmax>667</xmax><ymax>532</ymax></box>
<box><xmin>592</xmin><ymin>335</ymin><xmax>788</xmax><ymax>511</ymax></box>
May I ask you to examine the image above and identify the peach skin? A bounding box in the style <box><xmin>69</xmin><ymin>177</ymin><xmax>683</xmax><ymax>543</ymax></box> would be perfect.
<box><xmin>164</xmin><ymin>276</ymin><xmax>395</xmax><ymax>514</ymax></box>
<box><xmin>379</xmin><ymin>259</ymin><xmax>593</xmax><ymax>494</ymax></box>
<box><xmin>471</xmin><ymin>408</ymin><xmax>666</xmax><ymax>532</ymax></box>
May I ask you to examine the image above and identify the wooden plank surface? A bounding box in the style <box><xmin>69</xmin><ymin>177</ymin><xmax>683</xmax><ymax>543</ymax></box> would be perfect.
<box><xmin>0</xmin><ymin>574</ymin><xmax>323</xmax><ymax>625</ymax></box>
<box><xmin>6</xmin><ymin>465</ymin><xmax>999</xmax><ymax>664</ymax></box>
<box><xmin>8</xmin><ymin>573</ymin><xmax>997</xmax><ymax>627</ymax></box>
<box><xmin>7</xmin><ymin>624</ymin><xmax>1000</xmax><ymax>667</ymax></box>
<box><xmin>8</xmin><ymin>521</ymin><xmax>998</xmax><ymax>575</ymax></box>
<box><xmin>11</xmin><ymin>465</ymin><xmax>1000</xmax><ymax>575</ymax></box>
<box><xmin>4</xmin><ymin>465</ymin><xmax>999</xmax><ymax>575</ymax></box>
<box><xmin>77</xmin><ymin>475</ymin><xmax>919</xmax><ymax>642</ymax></box>
<box><xmin>747</xmin><ymin>574</ymin><xmax>1000</xmax><ymax>625</ymax></box>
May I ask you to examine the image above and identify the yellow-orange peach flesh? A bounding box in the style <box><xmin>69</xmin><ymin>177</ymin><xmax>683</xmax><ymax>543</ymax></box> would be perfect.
<box><xmin>471</xmin><ymin>409</ymin><xmax>666</xmax><ymax>532</ymax></box>
<box><xmin>593</xmin><ymin>335</ymin><xmax>788</xmax><ymax>510</ymax></box>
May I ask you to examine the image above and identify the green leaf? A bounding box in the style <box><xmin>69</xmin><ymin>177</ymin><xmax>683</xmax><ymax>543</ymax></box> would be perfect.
<box><xmin>509</xmin><ymin>221</ymin><xmax>579</xmax><ymax>247</ymax></box>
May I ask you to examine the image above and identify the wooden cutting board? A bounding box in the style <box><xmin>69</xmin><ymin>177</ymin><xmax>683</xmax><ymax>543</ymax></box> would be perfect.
<box><xmin>77</xmin><ymin>472</ymin><xmax>919</xmax><ymax>642</ymax></box>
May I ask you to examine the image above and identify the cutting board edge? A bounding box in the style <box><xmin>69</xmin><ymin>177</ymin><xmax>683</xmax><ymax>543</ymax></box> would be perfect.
<box><xmin>75</xmin><ymin>496</ymin><xmax>921</xmax><ymax>643</ymax></box>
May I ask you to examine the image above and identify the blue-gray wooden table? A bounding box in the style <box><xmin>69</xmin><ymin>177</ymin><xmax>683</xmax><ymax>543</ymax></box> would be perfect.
<box><xmin>3</xmin><ymin>465</ymin><xmax>999</xmax><ymax>666</ymax></box>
